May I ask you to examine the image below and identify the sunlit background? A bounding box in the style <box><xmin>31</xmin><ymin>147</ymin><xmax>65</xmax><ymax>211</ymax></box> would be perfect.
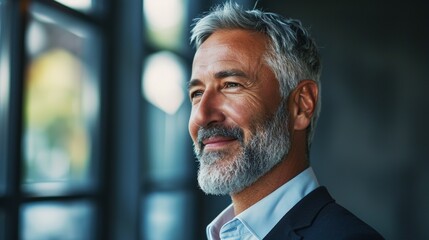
<box><xmin>0</xmin><ymin>0</ymin><xmax>428</xmax><ymax>239</ymax></box>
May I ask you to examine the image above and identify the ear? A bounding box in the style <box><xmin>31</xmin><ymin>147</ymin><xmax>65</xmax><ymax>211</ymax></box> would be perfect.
<box><xmin>289</xmin><ymin>80</ymin><xmax>319</xmax><ymax>131</ymax></box>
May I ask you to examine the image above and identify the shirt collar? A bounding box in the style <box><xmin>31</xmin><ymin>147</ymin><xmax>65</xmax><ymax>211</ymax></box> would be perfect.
<box><xmin>207</xmin><ymin>167</ymin><xmax>319</xmax><ymax>240</ymax></box>
<box><xmin>207</xmin><ymin>203</ymin><xmax>235</xmax><ymax>240</ymax></box>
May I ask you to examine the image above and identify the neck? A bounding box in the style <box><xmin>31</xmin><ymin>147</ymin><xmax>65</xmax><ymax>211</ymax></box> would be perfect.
<box><xmin>231</xmin><ymin>128</ymin><xmax>309</xmax><ymax>215</ymax></box>
<box><xmin>231</xmin><ymin>155</ymin><xmax>308</xmax><ymax>216</ymax></box>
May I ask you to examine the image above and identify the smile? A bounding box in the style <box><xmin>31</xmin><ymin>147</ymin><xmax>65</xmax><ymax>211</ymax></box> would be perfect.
<box><xmin>202</xmin><ymin>136</ymin><xmax>238</xmax><ymax>150</ymax></box>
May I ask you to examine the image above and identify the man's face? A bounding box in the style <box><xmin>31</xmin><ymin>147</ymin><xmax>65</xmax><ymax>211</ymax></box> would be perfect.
<box><xmin>188</xmin><ymin>29</ymin><xmax>289</xmax><ymax>195</ymax></box>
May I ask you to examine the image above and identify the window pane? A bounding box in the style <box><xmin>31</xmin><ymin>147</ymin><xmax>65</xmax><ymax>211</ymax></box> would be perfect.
<box><xmin>21</xmin><ymin>201</ymin><xmax>95</xmax><ymax>239</ymax></box>
<box><xmin>0</xmin><ymin>0</ymin><xmax>11</xmax><ymax>195</ymax></box>
<box><xmin>142</xmin><ymin>51</ymin><xmax>186</xmax><ymax>115</ymax></box>
<box><xmin>145</xmin><ymin>105</ymin><xmax>192</xmax><ymax>182</ymax></box>
<box><xmin>22</xmin><ymin>5</ymin><xmax>100</xmax><ymax>195</ymax></box>
<box><xmin>143</xmin><ymin>0</ymin><xmax>187</xmax><ymax>50</ymax></box>
<box><xmin>142</xmin><ymin>52</ymin><xmax>192</xmax><ymax>182</ymax></box>
<box><xmin>142</xmin><ymin>191</ymin><xmax>196</xmax><ymax>240</ymax></box>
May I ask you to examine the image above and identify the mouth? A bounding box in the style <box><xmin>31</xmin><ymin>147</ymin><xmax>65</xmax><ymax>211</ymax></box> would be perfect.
<box><xmin>196</xmin><ymin>125</ymin><xmax>244</xmax><ymax>154</ymax></box>
<box><xmin>201</xmin><ymin>136</ymin><xmax>238</xmax><ymax>151</ymax></box>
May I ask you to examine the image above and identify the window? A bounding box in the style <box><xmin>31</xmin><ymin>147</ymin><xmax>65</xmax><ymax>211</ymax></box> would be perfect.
<box><xmin>23</xmin><ymin>3</ymin><xmax>101</xmax><ymax>196</ymax></box>
<box><xmin>0</xmin><ymin>0</ymin><xmax>105</xmax><ymax>238</ymax></box>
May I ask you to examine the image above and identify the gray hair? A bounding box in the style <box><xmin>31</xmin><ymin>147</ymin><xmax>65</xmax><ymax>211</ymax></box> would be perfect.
<box><xmin>190</xmin><ymin>1</ymin><xmax>322</xmax><ymax>149</ymax></box>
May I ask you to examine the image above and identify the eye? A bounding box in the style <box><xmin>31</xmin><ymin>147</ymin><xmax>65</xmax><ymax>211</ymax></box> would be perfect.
<box><xmin>224</xmin><ymin>82</ymin><xmax>241</xmax><ymax>88</ymax></box>
<box><xmin>189</xmin><ymin>90</ymin><xmax>203</xmax><ymax>100</ymax></box>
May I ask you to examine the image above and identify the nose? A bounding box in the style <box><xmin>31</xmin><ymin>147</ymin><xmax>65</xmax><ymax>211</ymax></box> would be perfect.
<box><xmin>190</xmin><ymin>89</ymin><xmax>225</xmax><ymax>128</ymax></box>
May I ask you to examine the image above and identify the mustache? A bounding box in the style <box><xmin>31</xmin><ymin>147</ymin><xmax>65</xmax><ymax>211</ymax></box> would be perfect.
<box><xmin>197</xmin><ymin>125</ymin><xmax>244</xmax><ymax>150</ymax></box>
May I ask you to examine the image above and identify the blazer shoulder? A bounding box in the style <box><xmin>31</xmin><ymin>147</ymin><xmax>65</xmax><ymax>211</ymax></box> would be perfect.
<box><xmin>265</xmin><ymin>187</ymin><xmax>384</xmax><ymax>240</ymax></box>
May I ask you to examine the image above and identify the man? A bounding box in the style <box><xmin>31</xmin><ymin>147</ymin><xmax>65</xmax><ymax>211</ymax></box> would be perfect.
<box><xmin>188</xmin><ymin>2</ymin><xmax>384</xmax><ymax>239</ymax></box>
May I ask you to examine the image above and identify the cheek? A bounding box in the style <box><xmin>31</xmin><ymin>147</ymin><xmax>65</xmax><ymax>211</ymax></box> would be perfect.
<box><xmin>188</xmin><ymin>112</ymin><xmax>197</xmax><ymax>142</ymax></box>
<box><xmin>224</xmin><ymin>96</ymin><xmax>278</xmax><ymax>143</ymax></box>
<box><xmin>224</xmin><ymin>98</ymin><xmax>266</xmax><ymax>128</ymax></box>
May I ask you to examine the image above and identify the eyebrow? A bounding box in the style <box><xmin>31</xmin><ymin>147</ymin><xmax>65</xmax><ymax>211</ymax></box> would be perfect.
<box><xmin>188</xmin><ymin>69</ymin><xmax>248</xmax><ymax>91</ymax></box>
<box><xmin>214</xmin><ymin>69</ymin><xmax>247</xmax><ymax>79</ymax></box>
<box><xmin>187</xmin><ymin>79</ymin><xmax>202</xmax><ymax>91</ymax></box>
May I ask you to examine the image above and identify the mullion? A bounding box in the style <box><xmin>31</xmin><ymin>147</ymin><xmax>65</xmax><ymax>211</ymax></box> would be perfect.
<box><xmin>22</xmin><ymin>194</ymin><xmax>98</xmax><ymax>203</ymax></box>
<box><xmin>6</xmin><ymin>0</ymin><xmax>29</xmax><ymax>238</ymax></box>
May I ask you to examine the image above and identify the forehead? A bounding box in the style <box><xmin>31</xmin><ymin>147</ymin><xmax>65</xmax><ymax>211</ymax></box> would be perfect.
<box><xmin>192</xmin><ymin>29</ymin><xmax>269</xmax><ymax>71</ymax></box>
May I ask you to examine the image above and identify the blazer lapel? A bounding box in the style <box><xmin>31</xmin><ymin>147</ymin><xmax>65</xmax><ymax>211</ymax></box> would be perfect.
<box><xmin>264</xmin><ymin>187</ymin><xmax>334</xmax><ymax>239</ymax></box>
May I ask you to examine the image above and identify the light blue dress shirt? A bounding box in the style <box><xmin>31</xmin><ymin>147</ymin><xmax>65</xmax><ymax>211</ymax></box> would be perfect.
<box><xmin>206</xmin><ymin>167</ymin><xmax>319</xmax><ymax>240</ymax></box>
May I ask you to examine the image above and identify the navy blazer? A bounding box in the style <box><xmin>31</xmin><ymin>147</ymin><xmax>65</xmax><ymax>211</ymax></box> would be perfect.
<box><xmin>264</xmin><ymin>187</ymin><xmax>384</xmax><ymax>240</ymax></box>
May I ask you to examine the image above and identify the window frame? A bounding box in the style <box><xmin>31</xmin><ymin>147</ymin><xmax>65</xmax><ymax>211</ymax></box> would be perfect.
<box><xmin>0</xmin><ymin>0</ymin><xmax>112</xmax><ymax>239</ymax></box>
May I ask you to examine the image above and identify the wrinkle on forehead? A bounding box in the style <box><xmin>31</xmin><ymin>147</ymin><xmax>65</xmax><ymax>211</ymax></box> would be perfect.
<box><xmin>191</xmin><ymin>29</ymin><xmax>271</xmax><ymax>82</ymax></box>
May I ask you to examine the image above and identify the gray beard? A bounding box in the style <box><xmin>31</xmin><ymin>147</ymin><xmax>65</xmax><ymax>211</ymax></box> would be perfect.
<box><xmin>194</xmin><ymin>101</ymin><xmax>290</xmax><ymax>195</ymax></box>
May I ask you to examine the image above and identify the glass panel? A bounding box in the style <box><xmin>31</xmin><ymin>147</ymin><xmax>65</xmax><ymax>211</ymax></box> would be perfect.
<box><xmin>21</xmin><ymin>201</ymin><xmax>95</xmax><ymax>240</ymax></box>
<box><xmin>0</xmin><ymin>0</ymin><xmax>11</xmax><ymax>195</ymax></box>
<box><xmin>145</xmin><ymin>105</ymin><xmax>192</xmax><ymax>182</ymax></box>
<box><xmin>22</xmin><ymin>5</ymin><xmax>100</xmax><ymax>195</ymax></box>
<box><xmin>143</xmin><ymin>0</ymin><xmax>187</xmax><ymax>50</ymax></box>
<box><xmin>142</xmin><ymin>51</ymin><xmax>186</xmax><ymax>115</ymax></box>
<box><xmin>142</xmin><ymin>191</ymin><xmax>196</xmax><ymax>240</ymax></box>
<box><xmin>141</xmin><ymin>51</ymin><xmax>191</xmax><ymax>182</ymax></box>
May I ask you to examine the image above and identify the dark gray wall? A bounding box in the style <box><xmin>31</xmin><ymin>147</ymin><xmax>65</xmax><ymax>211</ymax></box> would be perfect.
<box><xmin>259</xmin><ymin>1</ymin><xmax>429</xmax><ymax>239</ymax></box>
